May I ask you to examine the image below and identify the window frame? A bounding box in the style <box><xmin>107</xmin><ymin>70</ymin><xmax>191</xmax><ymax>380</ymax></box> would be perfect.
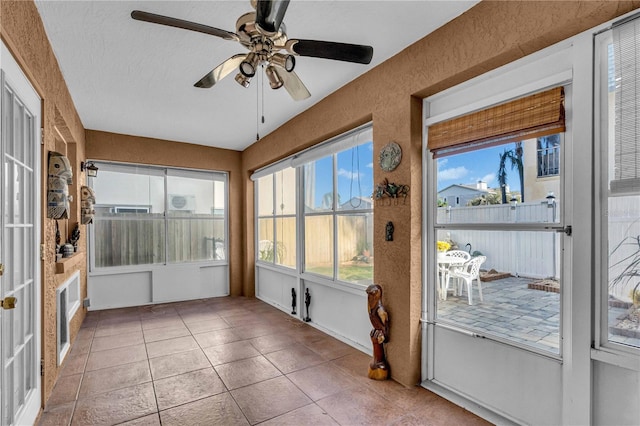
<box><xmin>89</xmin><ymin>161</ymin><xmax>228</xmax><ymax>271</ymax></box>
<box><xmin>537</xmin><ymin>134</ymin><xmax>561</xmax><ymax>178</ymax></box>
<box><xmin>255</xmin><ymin>167</ymin><xmax>298</xmax><ymax>269</ymax></box>
<box><xmin>300</xmin><ymin>127</ymin><xmax>374</xmax><ymax>287</ymax></box>
<box><xmin>593</xmin><ymin>28</ymin><xmax>640</xmax><ymax>360</ymax></box>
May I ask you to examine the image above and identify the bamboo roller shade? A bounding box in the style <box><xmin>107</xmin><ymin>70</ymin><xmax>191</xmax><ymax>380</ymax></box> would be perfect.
<box><xmin>428</xmin><ymin>87</ymin><xmax>565</xmax><ymax>152</ymax></box>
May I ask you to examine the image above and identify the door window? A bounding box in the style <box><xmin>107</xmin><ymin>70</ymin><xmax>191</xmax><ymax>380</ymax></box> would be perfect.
<box><xmin>429</xmin><ymin>88</ymin><xmax>566</xmax><ymax>356</ymax></box>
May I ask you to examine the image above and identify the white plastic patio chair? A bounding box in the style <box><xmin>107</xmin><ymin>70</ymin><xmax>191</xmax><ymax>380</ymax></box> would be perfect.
<box><xmin>439</xmin><ymin>250</ymin><xmax>471</xmax><ymax>300</ymax></box>
<box><xmin>450</xmin><ymin>255</ymin><xmax>486</xmax><ymax>305</ymax></box>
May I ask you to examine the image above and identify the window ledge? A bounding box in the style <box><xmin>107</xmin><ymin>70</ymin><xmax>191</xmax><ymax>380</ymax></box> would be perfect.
<box><xmin>591</xmin><ymin>347</ymin><xmax>640</xmax><ymax>372</ymax></box>
<box><xmin>55</xmin><ymin>252</ymin><xmax>83</xmax><ymax>274</ymax></box>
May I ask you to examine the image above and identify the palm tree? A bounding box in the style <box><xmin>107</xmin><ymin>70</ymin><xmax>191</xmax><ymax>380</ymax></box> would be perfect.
<box><xmin>497</xmin><ymin>142</ymin><xmax>525</xmax><ymax>203</ymax></box>
<box><xmin>498</xmin><ymin>150</ymin><xmax>510</xmax><ymax>204</ymax></box>
<box><xmin>510</xmin><ymin>142</ymin><xmax>525</xmax><ymax>202</ymax></box>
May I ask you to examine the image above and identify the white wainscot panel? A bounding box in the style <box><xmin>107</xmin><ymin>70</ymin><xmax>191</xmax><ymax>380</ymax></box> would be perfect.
<box><xmin>304</xmin><ymin>280</ymin><xmax>371</xmax><ymax>351</ymax></box>
<box><xmin>88</xmin><ymin>271</ymin><xmax>152</xmax><ymax>310</ymax></box>
<box><xmin>153</xmin><ymin>265</ymin><xmax>228</xmax><ymax>303</ymax></box>
<box><xmin>433</xmin><ymin>326</ymin><xmax>561</xmax><ymax>425</ymax></box>
<box><xmin>256</xmin><ymin>266</ymin><xmax>297</xmax><ymax>311</ymax></box>
<box><xmin>593</xmin><ymin>360</ymin><xmax>640</xmax><ymax>425</ymax></box>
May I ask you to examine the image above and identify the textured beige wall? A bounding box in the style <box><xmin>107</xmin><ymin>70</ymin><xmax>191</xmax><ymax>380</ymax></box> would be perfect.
<box><xmin>1</xmin><ymin>0</ymin><xmax>89</xmax><ymax>406</ymax></box>
<box><xmin>241</xmin><ymin>1</ymin><xmax>640</xmax><ymax>386</ymax></box>
<box><xmin>4</xmin><ymin>0</ymin><xmax>640</xmax><ymax>412</ymax></box>
<box><xmin>85</xmin><ymin>130</ymin><xmax>245</xmax><ymax>295</ymax></box>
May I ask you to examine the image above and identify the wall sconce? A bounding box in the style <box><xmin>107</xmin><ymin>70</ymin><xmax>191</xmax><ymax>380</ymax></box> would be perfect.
<box><xmin>546</xmin><ymin>191</ymin><xmax>556</xmax><ymax>207</ymax></box>
<box><xmin>80</xmin><ymin>161</ymin><xmax>98</xmax><ymax>177</ymax></box>
<box><xmin>510</xmin><ymin>196</ymin><xmax>518</xmax><ymax>210</ymax></box>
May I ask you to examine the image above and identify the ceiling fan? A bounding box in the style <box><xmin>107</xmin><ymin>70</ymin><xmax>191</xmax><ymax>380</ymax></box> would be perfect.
<box><xmin>131</xmin><ymin>0</ymin><xmax>374</xmax><ymax>101</ymax></box>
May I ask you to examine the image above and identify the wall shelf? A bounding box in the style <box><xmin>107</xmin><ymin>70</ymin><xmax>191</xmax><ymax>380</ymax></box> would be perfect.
<box><xmin>55</xmin><ymin>252</ymin><xmax>83</xmax><ymax>274</ymax></box>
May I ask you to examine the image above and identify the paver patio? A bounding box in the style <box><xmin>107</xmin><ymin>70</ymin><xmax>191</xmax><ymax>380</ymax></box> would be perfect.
<box><xmin>438</xmin><ymin>276</ymin><xmax>561</xmax><ymax>353</ymax></box>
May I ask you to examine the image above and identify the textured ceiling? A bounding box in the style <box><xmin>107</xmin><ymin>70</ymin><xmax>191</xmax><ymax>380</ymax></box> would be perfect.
<box><xmin>35</xmin><ymin>0</ymin><xmax>478</xmax><ymax>151</ymax></box>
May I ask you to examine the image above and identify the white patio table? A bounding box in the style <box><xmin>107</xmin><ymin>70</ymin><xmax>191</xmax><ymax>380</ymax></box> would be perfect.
<box><xmin>437</xmin><ymin>252</ymin><xmax>470</xmax><ymax>300</ymax></box>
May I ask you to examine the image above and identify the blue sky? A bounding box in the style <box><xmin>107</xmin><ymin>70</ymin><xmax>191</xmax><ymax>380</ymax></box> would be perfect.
<box><xmin>308</xmin><ymin>141</ymin><xmax>523</xmax><ymax>205</ymax></box>
<box><xmin>309</xmin><ymin>142</ymin><xmax>374</xmax><ymax>207</ymax></box>
<box><xmin>436</xmin><ymin>144</ymin><xmax>522</xmax><ymax>192</ymax></box>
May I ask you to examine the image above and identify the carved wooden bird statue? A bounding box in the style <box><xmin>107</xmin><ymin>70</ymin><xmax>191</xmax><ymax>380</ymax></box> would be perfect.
<box><xmin>366</xmin><ymin>284</ymin><xmax>389</xmax><ymax>344</ymax></box>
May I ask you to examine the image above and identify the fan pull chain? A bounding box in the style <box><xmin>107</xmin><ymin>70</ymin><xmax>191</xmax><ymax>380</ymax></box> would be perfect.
<box><xmin>256</xmin><ymin>71</ymin><xmax>260</xmax><ymax>141</ymax></box>
<box><xmin>261</xmin><ymin>65</ymin><xmax>265</xmax><ymax>125</ymax></box>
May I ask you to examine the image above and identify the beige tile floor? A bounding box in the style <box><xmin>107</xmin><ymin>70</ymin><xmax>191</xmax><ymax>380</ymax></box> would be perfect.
<box><xmin>38</xmin><ymin>296</ymin><xmax>490</xmax><ymax>426</ymax></box>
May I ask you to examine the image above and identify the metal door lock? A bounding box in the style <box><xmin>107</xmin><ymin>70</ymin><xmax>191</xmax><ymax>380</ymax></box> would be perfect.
<box><xmin>1</xmin><ymin>297</ymin><xmax>17</xmax><ymax>310</ymax></box>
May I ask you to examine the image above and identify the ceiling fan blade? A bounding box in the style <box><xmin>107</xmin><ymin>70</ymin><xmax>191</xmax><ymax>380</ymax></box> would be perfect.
<box><xmin>194</xmin><ymin>54</ymin><xmax>247</xmax><ymax>88</ymax></box>
<box><xmin>279</xmin><ymin>70</ymin><xmax>311</xmax><ymax>101</ymax></box>
<box><xmin>287</xmin><ymin>39</ymin><xmax>373</xmax><ymax>64</ymax></box>
<box><xmin>131</xmin><ymin>10</ymin><xmax>238</xmax><ymax>41</ymax></box>
<box><xmin>255</xmin><ymin>0</ymin><xmax>290</xmax><ymax>35</ymax></box>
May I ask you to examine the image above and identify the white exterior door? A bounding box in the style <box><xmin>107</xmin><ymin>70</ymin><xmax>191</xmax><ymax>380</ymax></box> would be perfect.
<box><xmin>0</xmin><ymin>42</ymin><xmax>42</xmax><ymax>426</ymax></box>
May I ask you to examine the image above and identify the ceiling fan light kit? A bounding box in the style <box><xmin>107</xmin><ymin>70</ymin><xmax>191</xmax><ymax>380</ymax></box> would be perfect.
<box><xmin>131</xmin><ymin>0</ymin><xmax>373</xmax><ymax>101</ymax></box>
<box><xmin>265</xmin><ymin>65</ymin><xmax>284</xmax><ymax>89</ymax></box>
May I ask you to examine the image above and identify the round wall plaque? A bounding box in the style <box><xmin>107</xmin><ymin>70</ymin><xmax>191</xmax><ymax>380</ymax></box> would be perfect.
<box><xmin>379</xmin><ymin>141</ymin><xmax>402</xmax><ymax>172</ymax></box>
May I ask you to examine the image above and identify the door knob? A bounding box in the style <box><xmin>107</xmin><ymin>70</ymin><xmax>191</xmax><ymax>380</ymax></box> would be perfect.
<box><xmin>1</xmin><ymin>296</ymin><xmax>17</xmax><ymax>310</ymax></box>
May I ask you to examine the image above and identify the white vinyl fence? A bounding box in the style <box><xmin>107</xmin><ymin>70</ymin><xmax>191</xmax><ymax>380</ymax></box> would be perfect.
<box><xmin>437</xmin><ymin>202</ymin><xmax>560</xmax><ymax>279</ymax></box>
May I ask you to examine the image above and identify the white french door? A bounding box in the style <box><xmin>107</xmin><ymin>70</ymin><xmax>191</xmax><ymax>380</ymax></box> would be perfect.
<box><xmin>1</xmin><ymin>42</ymin><xmax>42</xmax><ymax>426</ymax></box>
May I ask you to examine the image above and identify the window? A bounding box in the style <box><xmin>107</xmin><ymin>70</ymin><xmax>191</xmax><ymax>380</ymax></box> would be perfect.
<box><xmin>256</xmin><ymin>167</ymin><xmax>297</xmax><ymax>268</ymax></box>
<box><xmin>91</xmin><ymin>163</ymin><xmax>227</xmax><ymax>268</ymax></box>
<box><xmin>300</xmin><ymin>125</ymin><xmax>374</xmax><ymax>285</ymax></box>
<box><xmin>537</xmin><ymin>134</ymin><xmax>560</xmax><ymax>177</ymax></box>
<box><xmin>429</xmin><ymin>88</ymin><xmax>565</xmax><ymax>355</ymax></box>
<box><xmin>597</xmin><ymin>20</ymin><xmax>640</xmax><ymax>351</ymax></box>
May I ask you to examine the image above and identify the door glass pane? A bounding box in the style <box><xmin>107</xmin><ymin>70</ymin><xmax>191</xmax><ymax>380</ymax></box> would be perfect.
<box><xmin>337</xmin><ymin>213</ymin><xmax>373</xmax><ymax>284</ymax></box>
<box><xmin>24</xmin><ymin>339</ymin><xmax>33</xmax><ymax>393</ymax></box>
<box><xmin>434</xmin><ymin>130</ymin><xmax>564</xmax><ymax>355</ymax></box>
<box><xmin>304</xmin><ymin>215</ymin><xmax>333</xmax><ymax>277</ymax></box>
<box><xmin>4</xmin><ymin>159</ymin><xmax>14</xmax><ymax>223</ymax></box>
<box><xmin>15</xmin><ymin>164</ymin><xmax>23</xmax><ymax>224</ymax></box>
<box><xmin>3</xmin><ymin>85</ymin><xmax>13</xmax><ymax>157</ymax></box>
<box><xmin>13</xmin><ymin>350</ymin><xmax>24</xmax><ymax>411</ymax></box>
<box><xmin>13</xmin><ymin>97</ymin><xmax>24</xmax><ymax>163</ymax></box>
<box><xmin>25</xmin><ymin>227</ymin><xmax>33</xmax><ymax>281</ymax></box>
<box><xmin>14</xmin><ymin>227</ymin><xmax>23</xmax><ymax>287</ymax></box>
<box><xmin>437</xmin><ymin>136</ymin><xmax>561</xmax><ymax>223</ymax></box>
<box><xmin>336</xmin><ymin>141</ymin><xmax>373</xmax><ymax>211</ymax></box>
<box><xmin>304</xmin><ymin>156</ymin><xmax>333</xmax><ymax>212</ymax></box>
<box><xmin>436</xmin><ymin>228</ymin><xmax>561</xmax><ymax>354</ymax></box>
<box><xmin>4</xmin><ymin>227</ymin><xmax>13</xmax><ymax>291</ymax></box>
<box><xmin>24</xmin><ymin>168</ymin><xmax>33</xmax><ymax>225</ymax></box>
<box><xmin>3</xmin><ymin>309</ymin><xmax>13</xmax><ymax>360</ymax></box>
<box><xmin>13</xmin><ymin>287</ymin><xmax>24</xmax><ymax>348</ymax></box>
<box><xmin>24</xmin><ymin>282</ymin><xmax>32</xmax><ymax>336</ymax></box>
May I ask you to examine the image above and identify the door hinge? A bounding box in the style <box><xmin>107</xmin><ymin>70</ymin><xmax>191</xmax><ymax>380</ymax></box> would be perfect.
<box><xmin>40</xmin><ymin>244</ymin><xmax>45</xmax><ymax>261</ymax></box>
<box><xmin>40</xmin><ymin>359</ymin><xmax>44</xmax><ymax>376</ymax></box>
<box><xmin>40</xmin><ymin>129</ymin><xmax>44</xmax><ymax>145</ymax></box>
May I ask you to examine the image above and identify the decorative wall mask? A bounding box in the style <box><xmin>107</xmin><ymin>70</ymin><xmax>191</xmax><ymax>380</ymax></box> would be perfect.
<box><xmin>379</xmin><ymin>141</ymin><xmax>402</xmax><ymax>172</ymax></box>
<box><xmin>80</xmin><ymin>185</ymin><xmax>96</xmax><ymax>224</ymax></box>
<box><xmin>47</xmin><ymin>151</ymin><xmax>73</xmax><ymax>219</ymax></box>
